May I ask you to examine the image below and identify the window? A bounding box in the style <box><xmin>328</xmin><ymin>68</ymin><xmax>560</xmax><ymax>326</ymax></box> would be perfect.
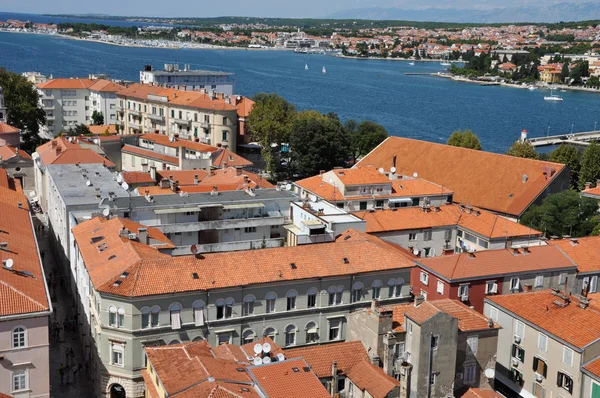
<box><xmin>534</xmin><ymin>275</ymin><xmax>544</xmax><ymax>288</ymax></box>
<box><xmin>193</xmin><ymin>301</ymin><xmax>205</xmax><ymax>326</ymax></box>
<box><xmin>511</xmin><ymin>368</ymin><xmax>523</xmax><ymax>386</ymax></box>
<box><xmin>510</xmin><ymin>277</ymin><xmax>520</xmax><ymax>291</ymax></box>
<box><xmin>387</xmin><ymin>278</ymin><xmax>404</xmax><ymax>298</ymax></box>
<box><xmin>216</xmin><ymin>298</ymin><xmax>234</xmax><ymax>319</ymax></box>
<box><xmin>328</xmin><ymin>286</ymin><xmax>343</xmax><ymax>305</ymax></box>
<box><xmin>12</xmin><ymin>327</ymin><xmax>26</xmax><ymax>348</ymax></box>
<box><xmin>359</xmin><ymin>202</ymin><xmax>367</xmax><ymax>210</ymax></box>
<box><xmin>423</xmin><ymin>230</ymin><xmax>433</xmax><ymax>241</ymax></box>
<box><xmin>431</xmin><ymin>335</ymin><xmax>439</xmax><ymax>350</ymax></box>
<box><xmin>559</xmin><ymin>272</ymin><xmax>567</xmax><ymax>285</ymax></box>
<box><xmin>285</xmin><ymin>325</ymin><xmax>296</xmax><ymax>346</ymax></box>
<box><xmin>169</xmin><ymin>303</ymin><xmax>181</xmax><ymax>330</ymax></box>
<box><xmin>512</xmin><ymin>344</ymin><xmax>525</xmax><ymax>363</ymax></box>
<box><xmin>217</xmin><ymin>333</ymin><xmax>232</xmax><ymax>345</ymax></box>
<box><xmin>394</xmin><ymin>342</ymin><xmax>405</xmax><ymax>360</ymax></box>
<box><xmin>412</xmin><ymin>198</ymin><xmax>420</xmax><ymax>206</ymax></box>
<box><xmin>459</xmin><ymin>284</ymin><xmax>469</xmax><ymax>299</ymax></box>
<box><xmin>329</xmin><ymin>319</ymin><xmax>341</xmax><ymax>341</ymax></box>
<box><xmin>222</xmin><ymin>116</ymin><xmax>227</xmax><ymax>125</ymax></box>
<box><xmin>489</xmin><ymin>306</ymin><xmax>499</xmax><ymax>321</ymax></box>
<box><xmin>286</xmin><ymin>290</ymin><xmax>297</xmax><ymax>311</ymax></box>
<box><xmin>430</xmin><ymin>373</ymin><xmax>437</xmax><ymax>386</ymax></box>
<box><xmin>244</xmin><ymin>227</ymin><xmax>257</xmax><ymax>233</ymax></box>
<box><xmin>562</xmin><ymin>346</ymin><xmax>573</xmax><ymax>366</ymax></box>
<box><xmin>243</xmin><ymin>295</ymin><xmax>255</xmax><ymax>316</ymax></box>
<box><xmin>538</xmin><ymin>333</ymin><xmax>548</xmax><ymax>352</ymax></box>
<box><xmin>515</xmin><ymin>320</ymin><xmax>525</xmax><ymax>339</ymax></box>
<box><xmin>307</xmin><ymin>288</ymin><xmax>318</xmax><ymax>308</ymax></box>
<box><xmin>109</xmin><ymin>306</ymin><xmax>117</xmax><ymax>326</ymax></box>
<box><xmin>485</xmin><ymin>281</ymin><xmax>498</xmax><ymax>294</ymax></box>
<box><xmin>532</xmin><ymin>357</ymin><xmax>548</xmax><ymax>378</ymax></box>
<box><xmin>306</xmin><ymin>322</ymin><xmax>319</xmax><ymax>343</ymax></box>
<box><xmin>372</xmin><ymin>280</ymin><xmax>382</xmax><ymax>299</ymax></box>
<box><xmin>467</xmin><ymin>335</ymin><xmax>478</xmax><ymax>355</ymax></box>
<box><xmin>265</xmin><ymin>292</ymin><xmax>277</xmax><ymax>313</ymax></box>
<box><xmin>117</xmin><ymin>307</ymin><xmax>125</xmax><ymax>328</ymax></box>
<box><xmin>375</xmin><ymin>200</ymin><xmax>384</xmax><ymax>208</ymax></box>
<box><xmin>409</xmin><ymin>232</ymin><xmax>417</xmax><ymax>241</ymax></box>
<box><xmin>351</xmin><ymin>282</ymin><xmax>363</xmax><ymax>302</ymax></box>
<box><xmin>591</xmin><ymin>276</ymin><xmax>599</xmax><ymax>293</ymax></box>
<box><xmin>420</xmin><ymin>272</ymin><xmax>429</xmax><ymax>285</ymax></box>
<box><xmin>12</xmin><ymin>369</ymin><xmax>26</xmax><ymax>391</ymax></box>
<box><xmin>222</xmin><ymin>131</ymin><xmax>228</xmax><ymax>141</ymax></box>
<box><xmin>242</xmin><ymin>329</ymin><xmax>255</xmax><ymax>344</ymax></box>
<box><xmin>111</xmin><ymin>343</ymin><xmax>124</xmax><ymax>367</ymax></box>
<box><xmin>557</xmin><ymin>372</ymin><xmax>574</xmax><ymax>393</ymax></box>
<box><xmin>264</xmin><ymin>327</ymin><xmax>276</xmax><ymax>339</ymax></box>
<box><xmin>151</xmin><ymin>306</ymin><xmax>160</xmax><ymax>327</ymax></box>
<box><xmin>464</xmin><ymin>365</ymin><xmax>476</xmax><ymax>384</ymax></box>
<box><xmin>436</xmin><ymin>280</ymin><xmax>444</xmax><ymax>294</ymax></box>
<box><xmin>141</xmin><ymin>307</ymin><xmax>150</xmax><ymax>329</ymax></box>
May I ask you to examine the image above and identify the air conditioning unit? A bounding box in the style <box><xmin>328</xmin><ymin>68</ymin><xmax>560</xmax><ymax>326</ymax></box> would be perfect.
<box><xmin>460</xmin><ymin>295</ymin><xmax>469</xmax><ymax>302</ymax></box>
<box><xmin>128</xmin><ymin>233</ymin><xmax>137</xmax><ymax>240</ymax></box>
<box><xmin>511</xmin><ymin>358</ymin><xmax>519</xmax><ymax>367</ymax></box>
<box><xmin>514</xmin><ymin>335</ymin><xmax>521</xmax><ymax>344</ymax></box>
<box><xmin>535</xmin><ymin>372</ymin><xmax>543</xmax><ymax>382</ymax></box>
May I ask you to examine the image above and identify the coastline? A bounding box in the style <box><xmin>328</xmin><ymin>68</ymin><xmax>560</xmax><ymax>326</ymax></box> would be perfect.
<box><xmin>334</xmin><ymin>54</ymin><xmax>464</xmax><ymax>63</ymax></box>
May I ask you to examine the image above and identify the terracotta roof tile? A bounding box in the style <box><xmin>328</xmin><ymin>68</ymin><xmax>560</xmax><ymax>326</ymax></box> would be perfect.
<box><xmin>0</xmin><ymin>122</ymin><xmax>19</xmax><ymax>134</ymax></box>
<box><xmin>156</xmin><ymin>170</ymin><xmax>209</xmax><ymax>186</ymax></box>
<box><xmin>36</xmin><ymin>137</ymin><xmax>115</xmax><ymax>167</ymax></box>
<box><xmin>356</xmin><ymin>137</ymin><xmax>566</xmax><ymax>217</ymax></box>
<box><xmin>584</xmin><ymin>356</ymin><xmax>600</xmax><ymax>379</ymax></box>
<box><xmin>88</xmin><ymin>80</ymin><xmax>125</xmax><ymax>93</ymax></box>
<box><xmin>122</xmin><ymin>144</ymin><xmax>178</xmax><ymax>165</ymax></box>
<box><xmin>488</xmin><ymin>290</ymin><xmax>600</xmax><ymax>348</ymax></box>
<box><xmin>0</xmin><ymin>145</ymin><xmax>32</xmax><ymax>161</ymax></box>
<box><xmin>140</xmin><ymin>370</ymin><xmax>159</xmax><ymax>398</ymax></box>
<box><xmin>36</xmin><ymin>78</ymin><xmax>96</xmax><ymax>89</ymax></box>
<box><xmin>331</xmin><ymin>166</ymin><xmax>390</xmax><ymax>185</ymax></box>
<box><xmin>549</xmin><ymin>236</ymin><xmax>600</xmax><ymax>273</ymax></box>
<box><xmin>417</xmin><ymin>245</ymin><xmax>575</xmax><ymax>282</ymax></box>
<box><xmin>345</xmin><ymin>360</ymin><xmax>400</xmax><ymax>398</ymax></box>
<box><xmin>87</xmin><ymin>124</ymin><xmax>118</xmax><ymax>135</ymax></box>
<box><xmin>211</xmin><ymin>148</ymin><xmax>253</xmax><ymax>168</ymax></box>
<box><xmin>284</xmin><ymin>341</ymin><xmax>369</xmax><ymax>378</ymax></box>
<box><xmin>457</xmin><ymin>387</ymin><xmax>505</xmax><ymax>398</ymax></box>
<box><xmin>236</xmin><ymin>97</ymin><xmax>254</xmax><ymax>118</ymax></box>
<box><xmin>248</xmin><ymin>358</ymin><xmax>330</xmax><ymax>398</ymax></box>
<box><xmin>121</xmin><ymin>171</ymin><xmax>155</xmax><ymax>185</ymax></box>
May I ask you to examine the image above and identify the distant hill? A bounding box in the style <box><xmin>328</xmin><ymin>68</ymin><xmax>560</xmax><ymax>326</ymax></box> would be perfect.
<box><xmin>327</xmin><ymin>2</ymin><xmax>600</xmax><ymax>23</ymax></box>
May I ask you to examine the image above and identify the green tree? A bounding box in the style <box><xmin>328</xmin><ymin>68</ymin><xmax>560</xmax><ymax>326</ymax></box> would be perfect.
<box><xmin>548</xmin><ymin>144</ymin><xmax>581</xmax><ymax>189</ymax></box>
<box><xmin>520</xmin><ymin>190</ymin><xmax>599</xmax><ymax>237</ymax></box>
<box><xmin>506</xmin><ymin>140</ymin><xmax>539</xmax><ymax>159</ymax></box>
<box><xmin>91</xmin><ymin>110</ymin><xmax>104</xmax><ymax>125</ymax></box>
<box><xmin>288</xmin><ymin>110</ymin><xmax>350</xmax><ymax>177</ymax></box>
<box><xmin>247</xmin><ymin>93</ymin><xmax>296</xmax><ymax>174</ymax></box>
<box><xmin>347</xmin><ymin>120</ymin><xmax>388</xmax><ymax>162</ymax></box>
<box><xmin>560</xmin><ymin>62</ymin><xmax>570</xmax><ymax>83</ymax></box>
<box><xmin>446</xmin><ymin>129</ymin><xmax>482</xmax><ymax>150</ymax></box>
<box><xmin>579</xmin><ymin>141</ymin><xmax>600</xmax><ymax>189</ymax></box>
<box><xmin>0</xmin><ymin>68</ymin><xmax>46</xmax><ymax>152</ymax></box>
<box><xmin>67</xmin><ymin>124</ymin><xmax>92</xmax><ymax>136</ymax></box>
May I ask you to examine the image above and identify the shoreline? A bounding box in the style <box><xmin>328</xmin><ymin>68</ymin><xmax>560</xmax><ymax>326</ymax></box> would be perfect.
<box><xmin>335</xmin><ymin>54</ymin><xmax>463</xmax><ymax>63</ymax></box>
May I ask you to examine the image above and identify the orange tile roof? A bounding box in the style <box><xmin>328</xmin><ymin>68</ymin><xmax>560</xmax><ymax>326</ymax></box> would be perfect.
<box><xmin>36</xmin><ymin>78</ymin><xmax>96</xmax><ymax>89</ymax></box>
<box><xmin>331</xmin><ymin>166</ymin><xmax>390</xmax><ymax>185</ymax></box>
<box><xmin>390</xmin><ymin>178</ymin><xmax>453</xmax><ymax>197</ymax></box>
<box><xmin>584</xmin><ymin>356</ymin><xmax>600</xmax><ymax>379</ymax></box>
<box><xmin>583</xmin><ymin>185</ymin><xmax>600</xmax><ymax>197</ymax></box>
<box><xmin>248</xmin><ymin>358</ymin><xmax>330</xmax><ymax>398</ymax></box>
<box><xmin>549</xmin><ymin>236</ymin><xmax>600</xmax><ymax>273</ymax></box>
<box><xmin>345</xmin><ymin>360</ymin><xmax>400</xmax><ymax>398</ymax></box>
<box><xmin>211</xmin><ymin>148</ymin><xmax>253</xmax><ymax>168</ymax></box>
<box><xmin>284</xmin><ymin>341</ymin><xmax>369</xmax><ymax>378</ymax></box>
<box><xmin>0</xmin><ymin>177</ymin><xmax>50</xmax><ymax>317</ymax></box>
<box><xmin>36</xmin><ymin>137</ymin><xmax>115</xmax><ymax>167</ymax></box>
<box><xmin>156</xmin><ymin>169</ymin><xmax>209</xmax><ymax>186</ymax></box>
<box><xmin>0</xmin><ymin>145</ymin><xmax>32</xmax><ymax>161</ymax></box>
<box><xmin>417</xmin><ymin>245</ymin><xmax>575</xmax><ymax>282</ymax></box>
<box><xmin>120</xmin><ymin>171</ymin><xmax>155</xmax><ymax>185</ymax></box>
<box><xmin>121</xmin><ymin>144</ymin><xmax>178</xmax><ymax>165</ymax></box>
<box><xmin>457</xmin><ymin>387</ymin><xmax>505</xmax><ymax>398</ymax></box>
<box><xmin>236</xmin><ymin>97</ymin><xmax>254</xmax><ymax>118</ymax></box>
<box><xmin>390</xmin><ymin>299</ymin><xmax>500</xmax><ymax>333</ymax></box>
<box><xmin>0</xmin><ymin>122</ymin><xmax>19</xmax><ymax>134</ymax></box>
<box><xmin>488</xmin><ymin>290</ymin><xmax>600</xmax><ymax>349</ymax></box>
<box><xmin>87</xmin><ymin>124</ymin><xmax>118</xmax><ymax>135</ymax></box>
<box><xmin>88</xmin><ymin>80</ymin><xmax>125</xmax><ymax>93</ymax></box>
<box><xmin>86</xmin><ymin>228</ymin><xmax>413</xmax><ymax>297</ymax></box>
<box><xmin>140</xmin><ymin>370</ymin><xmax>159</xmax><ymax>398</ymax></box>
<box><xmin>356</xmin><ymin>137</ymin><xmax>566</xmax><ymax>217</ymax></box>
<box><xmin>354</xmin><ymin>204</ymin><xmax>541</xmax><ymax>239</ymax></box>
<box><xmin>295</xmin><ymin>174</ymin><xmax>344</xmax><ymax>201</ymax></box>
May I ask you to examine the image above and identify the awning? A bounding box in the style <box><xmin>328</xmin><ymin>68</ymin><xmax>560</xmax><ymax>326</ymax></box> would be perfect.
<box><xmin>304</xmin><ymin>221</ymin><xmax>325</xmax><ymax>229</ymax></box>
<box><xmin>222</xmin><ymin>203</ymin><xmax>264</xmax><ymax>210</ymax></box>
<box><xmin>214</xmin><ymin>328</ymin><xmax>236</xmax><ymax>334</ymax></box>
<box><xmin>154</xmin><ymin>207</ymin><xmax>201</xmax><ymax>214</ymax></box>
<box><xmin>388</xmin><ymin>197</ymin><xmax>413</xmax><ymax>203</ymax></box>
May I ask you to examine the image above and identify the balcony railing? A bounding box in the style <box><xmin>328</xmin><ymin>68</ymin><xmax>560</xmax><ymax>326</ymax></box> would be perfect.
<box><xmin>147</xmin><ymin>113</ymin><xmax>165</xmax><ymax>122</ymax></box>
<box><xmin>172</xmin><ymin>237</ymin><xmax>284</xmax><ymax>255</ymax></box>
<box><xmin>159</xmin><ymin>214</ymin><xmax>285</xmax><ymax>234</ymax></box>
<box><xmin>173</xmin><ymin>117</ymin><xmax>192</xmax><ymax>126</ymax></box>
<box><xmin>43</xmin><ymin>105</ymin><xmax>55</xmax><ymax>110</ymax></box>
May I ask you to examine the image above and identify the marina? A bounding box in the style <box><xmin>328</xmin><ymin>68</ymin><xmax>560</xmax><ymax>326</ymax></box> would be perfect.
<box><xmin>529</xmin><ymin>130</ymin><xmax>600</xmax><ymax>148</ymax></box>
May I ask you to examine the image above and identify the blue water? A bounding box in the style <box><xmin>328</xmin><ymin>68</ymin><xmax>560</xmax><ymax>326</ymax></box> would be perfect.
<box><xmin>1</xmin><ymin>30</ymin><xmax>600</xmax><ymax>152</ymax></box>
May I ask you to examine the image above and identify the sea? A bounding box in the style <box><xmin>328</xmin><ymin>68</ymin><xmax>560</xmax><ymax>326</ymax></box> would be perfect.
<box><xmin>1</xmin><ymin>12</ymin><xmax>600</xmax><ymax>153</ymax></box>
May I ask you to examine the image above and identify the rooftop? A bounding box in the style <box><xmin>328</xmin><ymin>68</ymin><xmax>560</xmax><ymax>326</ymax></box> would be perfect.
<box><xmin>87</xmin><ymin>124</ymin><xmax>118</xmax><ymax>135</ymax></box>
<box><xmin>549</xmin><ymin>236</ymin><xmax>600</xmax><ymax>274</ymax></box>
<box><xmin>121</xmin><ymin>144</ymin><xmax>178</xmax><ymax>165</ymax></box>
<box><xmin>36</xmin><ymin>78</ymin><xmax>124</xmax><ymax>92</ymax></box>
<box><xmin>248</xmin><ymin>358</ymin><xmax>330</xmax><ymax>398</ymax></box>
<box><xmin>356</xmin><ymin>137</ymin><xmax>566</xmax><ymax>217</ymax></box>
<box><xmin>149</xmin><ymin>69</ymin><xmax>234</xmax><ymax>77</ymax></box>
<box><xmin>417</xmin><ymin>245</ymin><xmax>576</xmax><ymax>282</ymax></box>
<box><xmin>0</xmin><ymin>122</ymin><xmax>19</xmax><ymax>134</ymax></box>
<box><xmin>345</xmin><ymin>360</ymin><xmax>400</xmax><ymax>398</ymax></box>
<box><xmin>488</xmin><ymin>290</ymin><xmax>600</xmax><ymax>349</ymax></box>
<box><xmin>284</xmin><ymin>341</ymin><xmax>369</xmax><ymax>378</ymax></box>
<box><xmin>0</xmin><ymin>145</ymin><xmax>32</xmax><ymax>161</ymax></box>
<box><xmin>36</xmin><ymin>137</ymin><xmax>115</xmax><ymax>168</ymax></box>
<box><xmin>117</xmin><ymin>84</ymin><xmax>239</xmax><ymax>111</ymax></box>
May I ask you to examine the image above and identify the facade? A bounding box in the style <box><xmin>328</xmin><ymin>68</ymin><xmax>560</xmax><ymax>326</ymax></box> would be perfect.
<box><xmin>354</xmin><ymin>204</ymin><xmax>543</xmax><ymax>258</ymax></box>
<box><xmin>35</xmin><ymin>78</ymin><xmax>124</xmax><ymax>138</ymax></box>
<box><xmin>0</xmin><ymin>87</ymin><xmax>21</xmax><ymax>147</ymax></box>
<box><xmin>0</xmin><ymin>146</ymin><xmax>34</xmax><ymax>192</ymax></box>
<box><xmin>69</xmin><ymin>224</ymin><xmax>413</xmax><ymax>398</ymax></box>
<box><xmin>346</xmin><ymin>298</ymin><xmax>499</xmax><ymax>398</ymax></box>
<box><xmin>413</xmin><ymin>245</ymin><xmax>578</xmax><ymax>313</ymax></box>
<box><xmin>550</xmin><ymin>236</ymin><xmax>600</xmax><ymax>296</ymax></box>
<box><xmin>295</xmin><ymin>166</ymin><xmax>453</xmax><ymax>212</ymax></box>
<box><xmin>286</xmin><ymin>199</ymin><xmax>366</xmax><ymax>246</ymax></box>
<box><xmin>356</xmin><ymin>137</ymin><xmax>570</xmax><ymax>219</ymax></box>
<box><xmin>140</xmin><ymin>64</ymin><xmax>235</xmax><ymax>95</ymax></box>
<box><xmin>485</xmin><ymin>290</ymin><xmax>600</xmax><ymax>398</ymax></box>
<box><xmin>0</xmin><ymin>170</ymin><xmax>52</xmax><ymax>398</ymax></box>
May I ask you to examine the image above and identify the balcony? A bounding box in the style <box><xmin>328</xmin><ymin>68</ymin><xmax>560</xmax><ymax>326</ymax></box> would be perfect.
<box><xmin>47</xmin><ymin>115</ymin><xmax>56</xmax><ymax>120</ymax></box>
<box><xmin>158</xmin><ymin>213</ymin><xmax>285</xmax><ymax>234</ymax></box>
<box><xmin>43</xmin><ymin>105</ymin><xmax>55</xmax><ymax>111</ymax></box>
<box><xmin>147</xmin><ymin>113</ymin><xmax>165</xmax><ymax>122</ymax></box>
<box><xmin>129</xmin><ymin>110</ymin><xmax>142</xmax><ymax>118</ymax></box>
<box><xmin>296</xmin><ymin>232</ymin><xmax>335</xmax><ymax>245</ymax></box>
<box><xmin>173</xmin><ymin>117</ymin><xmax>192</xmax><ymax>126</ymax></box>
<box><xmin>172</xmin><ymin>237</ymin><xmax>284</xmax><ymax>255</ymax></box>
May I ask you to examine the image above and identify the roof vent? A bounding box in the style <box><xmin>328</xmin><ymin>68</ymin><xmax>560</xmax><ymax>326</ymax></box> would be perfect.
<box><xmin>290</xmin><ymin>263</ymin><xmax>297</xmax><ymax>269</ymax></box>
<box><xmin>120</xmin><ymin>271</ymin><xmax>129</xmax><ymax>278</ymax></box>
<box><xmin>236</xmin><ymin>368</ymin><xmax>245</xmax><ymax>372</ymax></box>
<box><xmin>343</xmin><ymin>257</ymin><xmax>349</xmax><ymax>264</ymax></box>
<box><xmin>192</xmin><ymin>272</ymin><xmax>199</xmax><ymax>279</ymax></box>
<box><xmin>108</xmin><ymin>255</ymin><xmax>116</xmax><ymax>260</ymax></box>
<box><xmin>522</xmin><ymin>174</ymin><xmax>528</xmax><ymax>183</ymax></box>
<box><xmin>570</xmin><ymin>238</ymin><xmax>579</xmax><ymax>246</ymax></box>
<box><xmin>113</xmin><ymin>280</ymin><xmax>122</xmax><ymax>287</ymax></box>
<box><xmin>292</xmin><ymin>367</ymin><xmax>300</xmax><ymax>373</ymax></box>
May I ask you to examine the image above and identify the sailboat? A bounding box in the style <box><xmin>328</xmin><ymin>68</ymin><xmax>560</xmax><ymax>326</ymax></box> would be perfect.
<box><xmin>305</xmin><ymin>64</ymin><xmax>308</xmax><ymax>71</ymax></box>
<box><xmin>408</xmin><ymin>61</ymin><xmax>415</xmax><ymax>65</ymax></box>
<box><xmin>544</xmin><ymin>89</ymin><xmax>563</xmax><ymax>101</ymax></box>
<box><xmin>440</xmin><ymin>53</ymin><xmax>451</xmax><ymax>66</ymax></box>
<box><xmin>322</xmin><ymin>66</ymin><xmax>326</xmax><ymax>74</ymax></box>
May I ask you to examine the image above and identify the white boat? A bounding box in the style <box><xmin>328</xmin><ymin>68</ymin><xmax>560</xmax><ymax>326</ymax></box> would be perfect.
<box><xmin>544</xmin><ymin>89</ymin><xmax>563</xmax><ymax>101</ymax></box>
<box><xmin>305</xmin><ymin>64</ymin><xmax>308</xmax><ymax>70</ymax></box>
<box><xmin>528</xmin><ymin>86</ymin><xmax>537</xmax><ymax>91</ymax></box>
<box><xmin>322</xmin><ymin>66</ymin><xmax>326</xmax><ymax>74</ymax></box>
<box><xmin>408</xmin><ymin>62</ymin><xmax>415</xmax><ymax>65</ymax></box>
<box><xmin>440</xmin><ymin>61</ymin><xmax>451</xmax><ymax>66</ymax></box>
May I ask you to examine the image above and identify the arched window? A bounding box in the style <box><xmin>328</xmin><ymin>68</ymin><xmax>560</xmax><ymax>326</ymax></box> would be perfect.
<box><xmin>193</xmin><ymin>300</ymin><xmax>205</xmax><ymax>327</ymax></box>
<box><xmin>12</xmin><ymin>327</ymin><xmax>26</xmax><ymax>348</ymax></box>
<box><xmin>265</xmin><ymin>292</ymin><xmax>277</xmax><ymax>313</ymax></box>
<box><xmin>140</xmin><ymin>307</ymin><xmax>151</xmax><ymax>329</ymax></box>
<box><xmin>286</xmin><ymin>290</ymin><xmax>297</xmax><ymax>311</ymax></box>
<box><xmin>168</xmin><ymin>339</ymin><xmax>181</xmax><ymax>345</ymax></box>
<box><xmin>192</xmin><ymin>336</ymin><xmax>204</xmax><ymax>342</ymax></box>
<box><xmin>242</xmin><ymin>329</ymin><xmax>255</xmax><ymax>344</ymax></box>
<box><xmin>328</xmin><ymin>286</ymin><xmax>343</xmax><ymax>306</ymax></box>
<box><xmin>396</xmin><ymin>278</ymin><xmax>405</xmax><ymax>297</ymax></box>
<box><xmin>243</xmin><ymin>295</ymin><xmax>255</xmax><ymax>316</ymax></box>
<box><xmin>151</xmin><ymin>306</ymin><xmax>160</xmax><ymax>327</ymax></box>
<box><xmin>285</xmin><ymin>324</ymin><xmax>297</xmax><ymax>346</ymax></box>
<box><xmin>264</xmin><ymin>327</ymin><xmax>277</xmax><ymax>339</ymax></box>
<box><xmin>371</xmin><ymin>280</ymin><xmax>383</xmax><ymax>300</ymax></box>
<box><xmin>305</xmin><ymin>321</ymin><xmax>318</xmax><ymax>344</ymax></box>
<box><xmin>388</xmin><ymin>278</ymin><xmax>403</xmax><ymax>298</ymax></box>
<box><xmin>216</xmin><ymin>298</ymin><xmax>234</xmax><ymax>319</ymax></box>
<box><xmin>352</xmin><ymin>282</ymin><xmax>364</xmax><ymax>303</ymax></box>
<box><xmin>169</xmin><ymin>303</ymin><xmax>182</xmax><ymax>330</ymax></box>
<box><xmin>307</xmin><ymin>287</ymin><xmax>318</xmax><ymax>308</ymax></box>
<box><xmin>108</xmin><ymin>306</ymin><xmax>117</xmax><ymax>326</ymax></box>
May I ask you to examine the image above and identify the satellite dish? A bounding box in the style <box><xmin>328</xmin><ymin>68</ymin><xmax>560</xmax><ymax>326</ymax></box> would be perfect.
<box><xmin>86</xmin><ymin>180</ymin><xmax>91</xmax><ymax>186</ymax></box>
<box><xmin>5</xmin><ymin>258</ymin><xmax>13</xmax><ymax>268</ymax></box>
<box><xmin>390</xmin><ymin>167</ymin><xmax>396</xmax><ymax>174</ymax></box>
<box><xmin>190</xmin><ymin>244</ymin><xmax>198</xmax><ymax>254</ymax></box>
<box><xmin>413</xmin><ymin>249</ymin><xmax>419</xmax><ymax>255</ymax></box>
<box><xmin>93</xmin><ymin>138</ymin><xmax>100</xmax><ymax>145</ymax></box>
<box><xmin>413</xmin><ymin>172</ymin><xmax>418</xmax><ymax>178</ymax></box>
<box><xmin>253</xmin><ymin>343</ymin><xmax>262</xmax><ymax>354</ymax></box>
<box><xmin>116</xmin><ymin>175</ymin><xmax>123</xmax><ymax>183</ymax></box>
<box><xmin>262</xmin><ymin>356</ymin><xmax>272</xmax><ymax>363</ymax></box>
<box><xmin>378</xmin><ymin>167</ymin><xmax>384</xmax><ymax>174</ymax></box>
<box><xmin>262</xmin><ymin>343</ymin><xmax>271</xmax><ymax>353</ymax></box>
<box><xmin>122</xmin><ymin>182</ymin><xmax>129</xmax><ymax>191</ymax></box>
<box><xmin>102</xmin><ymin>208</ymin><xmax>110</xmax><ymax>217</ymax></box>
<box><xmin>276</xmin><ymin>353</ymin><xmax>285</xmax><ymax>361</ymax></box>
<box><xmin>253</xmin><ymin>357</ymin><xmax>263</xmax><ymax>365</ymax></box>
<box><xmin>484</xmin><ymin>368</ymin><xmax>495</xmax><ymax>378</ymax></box>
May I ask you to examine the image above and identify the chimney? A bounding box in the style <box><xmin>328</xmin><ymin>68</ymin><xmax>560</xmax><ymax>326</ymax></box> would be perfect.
<box><xmin>172</xmin><ymin>180</ymin><xmax>179</xmax><ymax>192</ymax></box>
<box><xmin>596</xmin><ymin>179</ymin><xmax>600</xmax><ymax>188</ymax></box>
<box><xmin>521</xmin><ymin>246</ymin><xmax>530</xmax><ymax>254</ymax></box>
<box><xmin>414</xmin><ymin>295</ymin><xmax>425</xmax><ymax>307</ymax></box>
<box><xmin>173</xmin><ymin>92</ymin><xmax>177</xmax><ymax>99</ymax></box>
<box><xmin>488</xmin><ymin>318</ymin><xmax>495</xmax><ymax>328</ymax></box>
<box><xmin>119</xmin><ymin>227</ymin><xmax>129</xmax><ymax>239</ymax></box>
<box><xmin>433</xmin><ymin>206</ymin><xmax>440</xmax><ymax>212</ymax></box>
<box><xmin>370</xmin><ymin>353</ymin><xmax>380</xmax><ymax>366</ymax></box>
<box><xmin>159</xmin><ymin>178</ymin><xmax>170</xmax><ymax>188</ymax></box>
<box><xmin>236</xmin><ymin>168</ymin><xmax>243</xmax><ymax>176</ymax></box>
<box><xmin>51</xmin><ymin>140</ymin><xmax>57</xmax><ymax>148</ymax></box>
<box><xmin>56</xmin><ymin>146</ymin><xmax>62</xmax><ymax>155</ymax></box>
<box><xmin>511</xmin><ymin>247</ymin><xmax>520</xmax><ymax>255</ymax></box>
<box><xmin>331</xmin><ymin>362</ymin><xmax>338</xmax><ymax>396</ymax></box>
<box><xmin>194</xmin><ymin>174</ymin><xmax>199</xmax><ymax>185</ymax></box>
<box><xmin>150</xmin><ymin>166</ymin><xmax>156</xmax><ymax>182</ymax></box>
<box><xmin>467</xmin><ymin>251</ymin><xmax>476</xmax><ymax>259</ymax></box>
<box><xmin>210</xmin><ymin>186</ymin><xmax>218</xmax><ymax>195</ymax></box>
<box><xmin>138</xmin><ymin>228</ymin><xmax>148</xmax><ymax>245</ymax></box>
<box><xmin>243</xmin><ymin>174</ymin><xmax>249</xmax><ymax>183</ymax></box>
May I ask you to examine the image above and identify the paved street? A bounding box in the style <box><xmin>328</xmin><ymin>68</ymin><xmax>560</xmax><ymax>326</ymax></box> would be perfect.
<box><xmin>34</xmin><ymin>214</ymin><xmax>94</xmax><ymax>398</ymax></box>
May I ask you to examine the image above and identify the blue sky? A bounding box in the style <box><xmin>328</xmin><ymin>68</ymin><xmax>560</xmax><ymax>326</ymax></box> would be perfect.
<box><xmin>0</xmin><ymin>0</ymin><xmax>590</xmax><ymax>17</ymax></box>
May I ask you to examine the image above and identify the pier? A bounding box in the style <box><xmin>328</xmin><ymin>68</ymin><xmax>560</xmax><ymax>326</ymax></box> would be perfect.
<box><xmin>528</xmin><ymin>131</ymin><xmax>600</xmax><ymax>148</ymax></box>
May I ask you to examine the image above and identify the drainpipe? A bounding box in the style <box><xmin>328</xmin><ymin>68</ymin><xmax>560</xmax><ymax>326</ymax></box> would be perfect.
<box><xmin>427</xmin><ymin>332</ymin><xmax>433</xmax><ymax>398</ymax></box>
